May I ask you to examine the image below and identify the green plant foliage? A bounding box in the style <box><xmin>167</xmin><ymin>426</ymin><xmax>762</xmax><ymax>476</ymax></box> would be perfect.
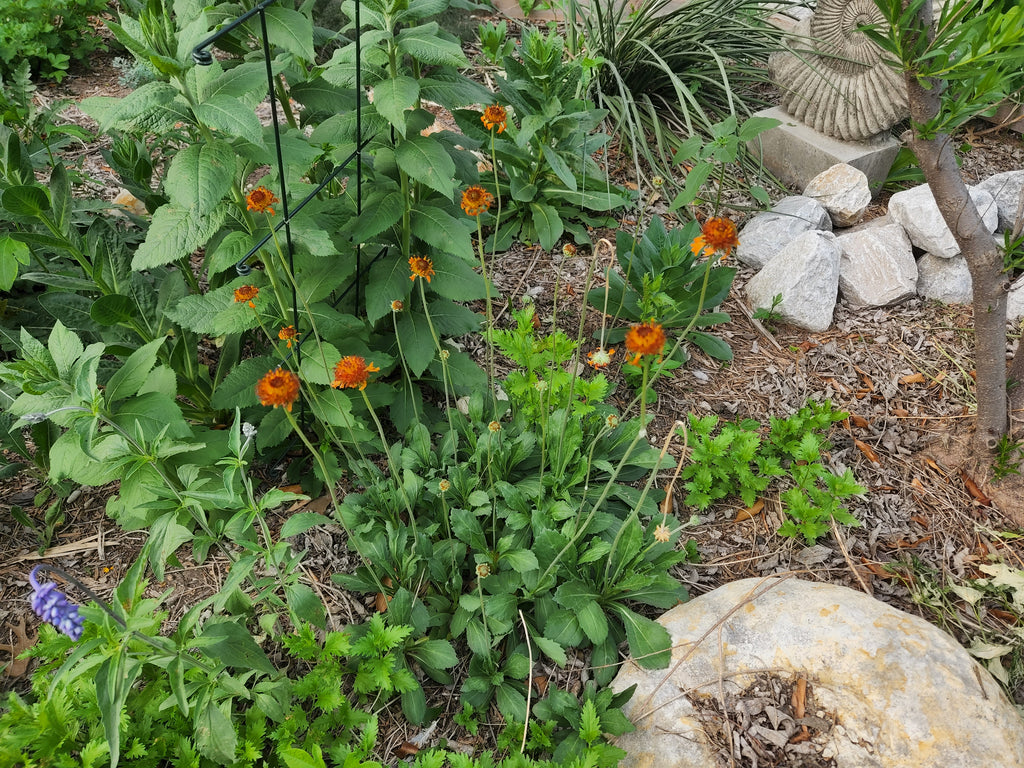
<box><xmin>0</xmin><ymin>0</ymin><xmax>108</xmax><ymax>82</ymax></box>
<box><xmin>477</xmin><ymin>20</ymin><xmax>516</xmax><ymax>66</ymax></box>
<box><xmin>679</xmin><ymin>401</ymin><xmax>865</xmax><ymax>544</ymax></box>
<box><xmin>586</xmin><ymin>215</ymin><xmax>736</xmax><ymax>361</ymax></box>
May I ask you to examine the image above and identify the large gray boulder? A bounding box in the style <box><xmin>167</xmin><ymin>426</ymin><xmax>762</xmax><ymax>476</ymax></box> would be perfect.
<box><xmin>611</xmin><ymin>577</ymin><xmax>1024</xmax><ymax>768</ymax></box>
<box><xmin>804</xmin><ymin>163</ymin><xmax>872</xmax><ymax>227</ymax></box>
<box><xmin>975</xmin><ymin>169</ymin><xmax>1024</xmax><ymax>232</ymax></box>
<box><xmin>837</xmin><ymin>222</ymin><xmax>917</xmax><ymax>306</ymax></box>
<box><xmin>888</xmin><ymin>184</ymin><xmax>998</xmax><ymax>258</ymax></box>
<box><xmin>745</xmin><ymin>230</ymin><xmax>841</xmax><ymax>332</ymax></box>
<box><xmin>736</xmin><ymin>196</ymin><xmax>833</xmax><ymax>269</ymax></box>
<box><xmin>916</xmin><ymin>253</ymin><xmax>973</xmax><ymax>304</ymax></box>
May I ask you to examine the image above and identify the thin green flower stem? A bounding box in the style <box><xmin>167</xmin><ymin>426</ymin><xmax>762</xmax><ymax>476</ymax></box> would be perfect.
<box><xmin>282</xmin><ymin>405</ymin><xmax>386</xmax><ymax>594</ymax></box>
<box><xmin>475</xmin><ymin>215</ymin><xmax>497</xmax><ymax>410</ymax></box>
<box><xmin>359</xmin><ymin>388</ymin><xmax>416</xmax><ymax>530</ymax></box>
<box><xmin>570</xmin><ymin>421</ymin><xmax>616</xmax><ymax>529</ymax></box>
<box><xmin>417</xmin><ymin>278</ymin><xmax>457</xmax><ymax>464</ymax></box>
<box><xmin>476</xmin><ymin>574</ymin><xmax>492</xmax><ymax>649</ymax></box>
<box><xmin>391</xmin><ymin>310</ymin><xmax>420</xmax><ymax>425</ymax></box>
<box><xmin>439</xmin><ymin>490</ymin><xmax>455</xmax><ymax>571</ymax></box>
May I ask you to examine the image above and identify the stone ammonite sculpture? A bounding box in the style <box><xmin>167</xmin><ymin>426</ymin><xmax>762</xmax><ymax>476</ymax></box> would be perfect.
<box><xmin>769</xmin><ymin>0</ymin><xmax>909</xmax><ymax>141</ymax></box>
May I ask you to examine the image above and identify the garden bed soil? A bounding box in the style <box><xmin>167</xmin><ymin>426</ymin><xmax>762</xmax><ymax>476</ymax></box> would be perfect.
<box><xmin>3</xmin><ymin>33</ymin><xmax>1024</xmax><ymax>765</ymax></box>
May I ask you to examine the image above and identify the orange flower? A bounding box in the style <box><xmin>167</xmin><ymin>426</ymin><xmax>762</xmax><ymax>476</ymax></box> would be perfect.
<box><xmin>461</xmin><ymin>185</ymin><xmax>493</xmax><ymax>216</ymax></box>
<box><xmin>409</xmin><ymin>256</ymin><xmax>435</xmax><ymax>283</ymax></box>
<box><xmin>331</xmin><ymin>356</ymin><xmax>379</xmax><ymax>391</ymax></box>
<box><xmin>256</xmin><ymin>367</ymin><xmax>300</xmax><ymax>411</ymax></box>
<box><xmin>246</xmin><ymin>186</ymin><xmax>279</xmax><ymax>216</ymax></box>
<box><xmin>625</xmin><ymin>322</ymin><xmax>666</xmax><ymax>364</ymax></box>
<box><xmin>691</xmin><ymin>216</ymin><xmax>739</xmax><ymax>258</ymax></box>
<box><xmin>278</xmin><ymin>325</ymin><xmax>299</xmax><ymax>348</ymax></box>
<box><xmin>653</xmin><ymin>523</ymin><xmax>671</xmax><ymax>543</ymax></box>
<box><xmin>587</xmin><ymin>347</ymin><xmax>615</xmax><ymax>369</ymax></box>
<box><xmin>480</xmin><ymin>104</ymin><xmax>507</xmax><ymax>134</ymax></box>
<box><xmin>391</xmin><ymin>299</ymin><xmax>404</xmax><ymax>312</ymax></box>
<box><xmin>234</xmin><ymin>284</ymin><xmax>259</xmax><ymax>308</ymax></box>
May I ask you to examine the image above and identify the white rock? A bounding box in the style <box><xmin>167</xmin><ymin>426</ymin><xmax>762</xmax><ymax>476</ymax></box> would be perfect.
<box><xmin>837</xmin><ymin>223</ymin><xmax>917</xmax><ymax>307</ymax></box>
<box><xmin>888</xmin><ymin>184</ymin><xmax>999</xmax><ymax>258</ymax></box>
<box><xmin>804</xmin><ymin>163</ymin><xmax>872</xmax><ymax>227</ymax></box>
<box><xmin>736</xmin><ymin>195</ymin><xmax>833</xmax><ymax>269</ymax></box>
<box><xmin>745</xmin><ymin>230</ymin><xmax>841</xmax><ymax>332</ymax></box>
<box><xmin>975</xmin><ymin>169</ymin><xmax>1024</xmax><ymax>232</ymax></box>
<box><xmin>611</xmin><ymin>578</ymin><xmax>1024</xmax><ymax>768</ymax></box>
<box><xmin>1008</xmin><ymin>276</ymin><xmax>1024</xmax><ymax>322</ymax></box>
<box><xmin>917</xmin><ymin>252</ymin><xmax>973</xmax><ymax>304</ymax></box>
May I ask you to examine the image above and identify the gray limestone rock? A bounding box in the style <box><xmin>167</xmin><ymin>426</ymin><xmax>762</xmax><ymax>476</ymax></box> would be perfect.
<box><xmin>837</xmin><ymin>223</ymin><xmax>916</xmax><ymax>307</ymax></box>
<box><xmin>975</xmin><ymin>169</ymin><xmax>1024</xmax><ymax>233</ymax></box>
<box><xmin>611</xmin><ymin>578</ymin><xmax>1024</xmax><ymax>768</ymax></box>
<box><xmin>916</xmin><ymin>252</ymin><xmax>973</xmax><ymax>304</ymax></box>
<box><xmin>745</xmin><ymin>230</ymin><xmax>841</xmax><ymax>332</ymax></box>
<box><xmin>888</xmin><ymin>184</ymin><xmax>999</xmax><ymax>258</ymax></box>
<box><xmin>1008</xmin><ymin>276</ymin><xmax>1024</xmax><ymax>322</ymax></box>
<box><xmin>804</xmin><ymin>163</ymin><xmax>872</xmax><ymax>227</ymax></box>
<box><xmin>736</xmin><ymin>196</ymin><xmax>832</xmax><ymax>269</ymax></box>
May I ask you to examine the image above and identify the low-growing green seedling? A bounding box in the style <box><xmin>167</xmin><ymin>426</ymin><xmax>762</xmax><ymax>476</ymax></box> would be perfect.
<box><xmin>991</xmin><ymin>434</ymin><xmax>1024</xmax><ymax>479</ymax></box>
<box><xmin>478</xmin><ymin>20</ymin><xmax>516</xmax><ymax>65</ymax></box>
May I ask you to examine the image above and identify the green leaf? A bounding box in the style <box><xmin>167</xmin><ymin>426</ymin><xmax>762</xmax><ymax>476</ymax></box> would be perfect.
<box><xmin>396</xmin><ymin>308</ymin><xmax>437</xmax><ymax>377</ymax></box>
<box><xmin>502</xmin><ymin>549</ymin><xmax>539</xmax><ymax>573</ymax></box>
<box><xmin>373</xmin><ymin>76</ymin><xmax>419</xmax><ymax>136</ymax></box>
<box><xmin>199</xmin><ymin>621</ymin><xmax>277</xmax><ymax>675</ymax></box>
<box><xmin>96</xmin><ymin>650</ymin><xmax>138</xmax><ymax>768</ymax></box>
<box><xmin>426</xmin><ymin>299</ymin><xmax>480</xmax><ymax>335</ymax></box>
<box><xmin>281</xmin><ymin>747</ymin><xmax>327</xmax><ymax>768</ymax></box>
<box><xmin>612</xmin><ymin>605</ymin><xmax>671</xmax><ymax>669</ymax></box>
<box><xmin>0</xmin><ymin>235</ymin><xmax>30</xmax><ymax>291</ymax></box>
<box><xmin>395</xmin><ymin>23</ymin><xmax>466</xmax><ymax>66</ymax></box>
<box><xmin>164</xmin><ymin>140</ymin><xmax>236</xmax><ymax>210</ymax></box>
<box><xmin>210</xmin><ymin>356</ymin><xmax>277</xmax><ymax>410</ymax></box>
<box><xmin>204</xmin><ymin>62</ymin><xmax>268</xmax><ymax>101</ymax></box>
<box><xmin>575</xmin><ymin>601</ymin><xmax>609</xmax><ymax>644</ymax></box>
<box><xmin>530</xmin><ymin>202</ymin><xmax>564</xmax><ymax>251</ymax></box>
<box><xmin>105</xmin><ymin>338</ymin><xmax>165</xmax><ymax>404</ymax></box>
<box><xmin>89</xmin><ymin>294</ymin><xmax>137</xmax><ymax>326</ymax></box>
<box><xmin>163</xmin><ymin>279</ymin><xmax>263</xmax><ymax>335</ymax></box>
<box><xmin>196</xmin><ymin>95</ymin><xmax>265</xmax><ymax>145</ymax></box>
<box><xmin>426</xmin><ymin>253</ymin><xmax>487</xmax><ymax>300</ymax></box>
<box><xmin>2</xmin><ymin>185</ymin><xmax>50</xmax><ymax>217</ymax></box>
<box><xmin>133</xmin><ymin>204</ymin><xmax>228</xmax><ymax>270</ymax></box>
<box><xmin>258</xmin><ymin>7</ymin><xmax>315</xmax><ymax>61</ymax></box>
<box><xmin>286</xmin><ymin>583</ymin><xmax>326</xmax><ymax>628</ymax></box>
<box><xmin>541</xmin><ymin>144</ymin><xmax>576</xmax><ymax>191</ymax></box>
<box><xmin>195</xmin><ymin>701</ymin><xmax>238</xmax><ymax>764</ymax></box>
<box><xmin>351</xmin><ymin>191</ymin><xmax>405</xmax><ymax>241</ymax></box>
<box><xmin>110</xmin><ymin>391</ymin><xmax>190</xmax><ymax>441</ymax></box>
<box><xmin>531</xmin><ymin>634</ymin><xmax>567</xmax><ymax>667</ymax></box>
<box><xmin>148</xmin><ymin>512</ymin><xmax>194</xmax><ymax>581</ymax></box>
<box><xmin>395</xmin><ymin>135</ymin><xmax>457</xmax><ymax>198</ymax></box>
<box><xmin>84</xmin><ymin>82</ymin><xmax>179</xmax><ymax>132</ymax></box>
<box><xmin>47</xmin><ymin>321</ymin><xmax>84</xmax><ymax>380</ymax></box>
<box><xmin>410</xmin><ymin>204</ymin><xmax>474</xmax><ymax>260</ymax></box>
<box><xmin>410</xmin><ymin>639</ymin><xmax>459</xmax><ymax>671</ymax></box>
<box><xmin>280</xmin><ymin>512</ymin><xmax>332</xmax><ymax>538</ymax></box>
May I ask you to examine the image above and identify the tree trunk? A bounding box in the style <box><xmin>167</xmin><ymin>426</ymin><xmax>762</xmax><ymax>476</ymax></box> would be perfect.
<box><xmin>902</xmin><ymin>0</ymin><xmax>1009</xmax><ymax>452</ymax></box>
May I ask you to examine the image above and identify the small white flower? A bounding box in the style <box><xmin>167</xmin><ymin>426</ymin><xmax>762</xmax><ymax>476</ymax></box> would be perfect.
<box><xmin>242</xmin><ymin>422</ymin><xmax>257</xmax><ymax>439</ymax></box>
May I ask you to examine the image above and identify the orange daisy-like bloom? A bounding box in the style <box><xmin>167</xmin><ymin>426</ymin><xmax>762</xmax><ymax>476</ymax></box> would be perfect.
<box><xmin>480</xmin><ymin>104</ymin><xmax>507</xmax><ymax>134</ymax></box>
<box><xmin>461</xmin><ymin>185</ymin><xmax>493</xmax><ymax>217</ymax></box>
<box><xmin>246</xmin><ymin>186</ymin><xmax>279</xmax><ymax>216</ymax></box>
<box><xmin>587</xmin><ymin>347</ymin><xmax>615</xmax><ymax>369</ymax></box>
<box><xmin>256</xmin><ymin>367</ymin><xmax>300</xmax><ymax>412</ymax></box>
<box><xmin>653</xmin><ymin>523</ymin><xmax>671</xmax><ymax>543</ymax></box>
<box><xmin>278</xmin><ymin>325</ymin><xmax>299</xmax><ymax>348</ymax></box>
<box><xmin>409</xmin><ymin>256</ymin><xmax>435</xmax><ymax>283</ymax></box>
<box><xmin>625</xmin><ymin>321</ymin><xmax>667</xmax><ymax>365</ymax></box>
<box><xmin>234</xmin><ymin>284</ymin><xmax>259</xmax><ymax>308</ymax></box>
<box><xmin>331</xmin><ymin>356</ymin><xmax>379</xmax><ymax>391</ymax></box>
<box><xmin>691</xmin><ymin>216</ymin><xmax>739</xmax><ymax>258</ymax></box>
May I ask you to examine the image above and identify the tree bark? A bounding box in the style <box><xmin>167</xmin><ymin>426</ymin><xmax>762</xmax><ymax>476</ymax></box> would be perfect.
<box><xmin>902</xmin><ymin>0</ymin><xmax>1009</xmax><ymax>451</ymax></box>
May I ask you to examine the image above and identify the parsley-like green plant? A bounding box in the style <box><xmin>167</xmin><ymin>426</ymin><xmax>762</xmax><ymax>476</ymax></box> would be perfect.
<box><xmin>0</xmin><ymin>0</ymin><xmax>108</xmax><ymax>82</ymax></box>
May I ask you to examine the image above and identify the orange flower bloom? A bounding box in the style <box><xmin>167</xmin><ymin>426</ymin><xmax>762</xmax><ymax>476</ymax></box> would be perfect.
<box><xmin>246</xmin><ymin>186</ymin><xmax>279</xmax><ymax>216</ymax></box>
<box><xmin>331</xmin><ymin>356</ymin><xmax>379</xmax><ymax>391</ymax></box>
<box><xmin>278</xmin><ymin>325</ymin><xmax>299</xmax><ymax>348</ymax></box>
<box><xmin>480</xmin><ymin>104</ymin><xmax>507</xmax><ymax>134</ymax></box>
<box><xmin>587</xmin><ymin>347</ymin><xmax>615</xmax><ymax>369</ymax></box>
<box><xmin>256</xmin><ymin>367</ymin><xmax>300</xmax><ymax>411</ymax></box>
<box><xmin>409</xmin><ymin>256</ymin><xmax>435</xmax><ymax>283</ymax></box>
<box><xmin>625</xmin><ymin>322</ymin><xmax>666</xmax><ymax>364</ymax></box>
<box><xmin>691</xmin><ymin>216</ymin><xmax>739</xmax><ymax>258</ymax></box>
<box><xmin>461</xmin><ymin>185</ymin><xmax>493</xmax><ymax>216</ymax></box>
<box><xmin>234</xmin><ymin>285</ymin><xmax>259</xmax><ymax>308</ymax></box>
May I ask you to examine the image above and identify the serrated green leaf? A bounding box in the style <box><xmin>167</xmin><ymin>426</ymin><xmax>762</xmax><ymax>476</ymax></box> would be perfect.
<box><xmin>280</xmin><ymin>512</ymin><xmax>331</xmax><ymax>538</ymax></box>
<box><xmin>163</xmin><ymin>279</ymin><xmax>264</xmax><ymax>335</ymax></box>
<box><xmin>199</xmin><ymin>621</ymin><xmax>276</xmax><ymax>675</ymax></box>
<box><xmin>613</xmin><ymin>605</ymin><xmax>671</xmax><ymax>669</ymax></box>
<box><xmin>395</xmin><ymin>23</ymin><xmax>466</xmax><ymax>66</ymax></box>
<box><xmin>351</xmin><ymin>191</ymin><xmax>405</xmax><ymax>241</ymax></box>
<box><xmin>195</xmin><ymin>701</ymin><xmax>238</xmax><ymax>764</ymax></box>
<box><xmin>196</xmin><ymin>95</ymin><xmax>265</xmax><ymax>145</ymax></box>
<box><xmin>530</xmin><ymin>201</ymin><xmax>563</xmax><ymax>251</ymax></box>
<box><xmin>164</xmin><ymin>140</ymin><xmax>235</xmax><ymax>210</ymax></box>
<box><xmin>47</xmin><ymin>321</ymin><xmax>83</xmax><ymax>380</ymax></box>
<box><xmin>396</xmin><ymin>308</ymin><xmax>436</xmax><ymax>377</ymax></box>
<box><xmin>2</xmin><ymin>185</ymin><xmax>50</xmax><ymax>217</ymax></box>
<box><xmin>373</xmin><ymin>76</ymin><xmax>419</xmax><ymax>136</ymax></box>
<box><xmin>105</xmin><ymin>338</ymin><xmax>165</xmax><ymax>404</ymax></box>
<box><xmin>133</xmin><ymin>204</ymin><xmax>227</xmax><ymax>270</ymax></box>
<box><xmin>210</xmin><ymin>356</ymin><xmax>278</xmax><ymax>410</ymax></box>
<box><xmin>410</xmin><ymin>204</ymin><xmax>473</xmax><ymax>260</ymax></box>
<box><xmin>395</xmin><ymin>135</ymin><xmax>456</xmax><ymax>197</ymax></box>
<box><xmin>255</xmin><ymin>7</ymin><xmax>314</xmax><ymax>61</ymax></box>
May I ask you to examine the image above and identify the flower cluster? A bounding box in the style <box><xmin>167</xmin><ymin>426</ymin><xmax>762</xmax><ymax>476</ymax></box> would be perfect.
<box><xmin>461</xmin><ymin>186</ymin><xmax>493</xmax><ymax>217</ymax></box>
<box><xmin>481</xmin><ymin>104</ymin><xmax>507</xmax><ymax>134</ymax></box>
<box><xmin>233</xmin><ymin>285</ymin><xmax>259</xmax><ymax>308</ymax></box>
<box><xmin>29</xmin><ymin>566</ymin><xmax>84</xmax><ymax>640</ymax></box>
<box><xmin>691</xmin><ymin>216</ymin><xmax>739</xmax><ymax>258</ymax></box>
<box><xmin>256</xmin><ymin>367</ymin><xmax>300</xmax><ymax>411</ymax></box>
<box><xmin>278</xmin><ymin>325</ymin><xmax>299</xmax><ymax>348</ymax></box>
<box><xmin>246</xmin><ymin>186</ymin><xmax>279</xmax><ymax>216</ymax></box>
<box><xmin>624</xmin><ymin>321</ymin><xmax>667</xmax><ymax>365</ymax></box>
<box><xmin>409</xmin><ymin>256</ymin><xmax>435</xmax><ymax>283</ymax></box>
<box><xmin>331</xmin><ymin>356</ymin><xmax>379</xmax><ymax>391</ymax></box>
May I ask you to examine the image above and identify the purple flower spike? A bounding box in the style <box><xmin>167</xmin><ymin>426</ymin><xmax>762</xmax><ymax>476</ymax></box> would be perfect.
<box><xmin>29</xmin><ymin>566</ymin><xmax>84</xmax><ymax>641</ymax></box>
